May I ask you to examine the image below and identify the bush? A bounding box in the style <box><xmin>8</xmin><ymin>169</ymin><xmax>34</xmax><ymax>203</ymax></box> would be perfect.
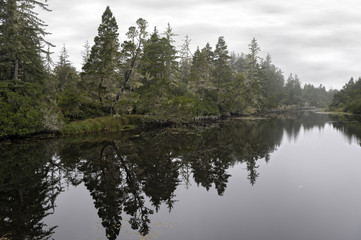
<box><xmin>0</xmin><ymin>93</ymin><xmax>43</xmax><ymax>138</ymax></box>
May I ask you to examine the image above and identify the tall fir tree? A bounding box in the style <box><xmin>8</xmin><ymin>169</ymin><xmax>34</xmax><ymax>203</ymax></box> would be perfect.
<box><xmin>82</xmin><ymin>6</ymin><xmax>121</xmax><ymax>112</ymax></box>
<box><xmin>189</xmin><ymin>43</ymin><xmax>214</xmax><ymax>97</ymax></box>
<box><xmin>54</xmin><ymin>45</ymin><xmax>76</xmax><ymax>90</ymax></box>
<box><xmin>0</xmin><ymin>0</ymin><xmax>51</xmax><ymax>137</ymax></box>
<box><xmin>112</xmin><ymin>18</ymin><xmax>148</xmax><ymax>114</ymax></box>
<box><xmin>140</xmin><ymin>27</ymin><xmax>177</xmax><ymax>86</ymax></box>
<box><xmin>245</xmin><ymin>38</ymin><xmax>262</xmax><ymax>111</ymax></box>
<box><xmin>212</xmin><ymin>36</ymin><xmax>231</xmax><ymax>111</ymax></box>
<box><xmin>213</xmin><ymin>36</ymin><xmax>231</xmax><ymax>91</ymax></box>
<box><xmin>178</xmin><ymin>35</ymin><xmax>192</xmax><ymax>85</ymax></box>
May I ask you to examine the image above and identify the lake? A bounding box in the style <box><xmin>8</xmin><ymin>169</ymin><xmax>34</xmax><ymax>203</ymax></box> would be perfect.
<box><xmin>1</xmin><ymin>112</ymin><xmax>361</xmax><ymax>240</ymax></box>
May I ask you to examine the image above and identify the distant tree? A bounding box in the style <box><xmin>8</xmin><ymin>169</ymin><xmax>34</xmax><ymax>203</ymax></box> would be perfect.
<box><xmin>213</xmin><ymin>37</ymin><xmax>231</xmax><ymax>94</ymax></box>
<box><xmin>243</xmin><ymin>38</ymin><xmax>262</xmax><ymax>111</ymax></box>
<box><xmin>178</xmin><ymin>35</ymin><xmax>192</xmax><ymax>85</ymax></box>
<box><xmin>330</xmin><ymin>77</ymin><xmax>361</xmax><ymax>113</ymax></box>
<box><xmin>259</xmin><ymin>54</ymin><xmax>285</xmax><ymax>108</ymax></box>
<box><xmin>284</xmin><ymin>74</ymin><xmax>302</xmax><ymax>105</ymax></box>
<box><xmin>212</xmin><ymin>36</ymin><xmax>232</xmax><ymax>112</ymax></box>
<box><xmin>54</xmin><ymin>45</ymin><xmax>77</xmax><ymax>90</ymax></box>
<box><xmin>81</xmin><ymin>40</ymin><xmax>91</xmax><ymax>65</ymax></box>
<box><xmin>189</xmin><ymin>44</ymin><xmax>214</xmax><ymax>97</ymax></box>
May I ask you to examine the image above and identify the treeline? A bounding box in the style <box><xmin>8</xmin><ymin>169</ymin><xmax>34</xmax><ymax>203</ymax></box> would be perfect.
<box><xmin>0</xmin><ymin>2</ymin><xmax>336</xmax><ymax>138</ymax></box>
<box><xmin>329</xmin><ymin>77</ymin><xmax>361</xmax><ymax>114</ymax></box>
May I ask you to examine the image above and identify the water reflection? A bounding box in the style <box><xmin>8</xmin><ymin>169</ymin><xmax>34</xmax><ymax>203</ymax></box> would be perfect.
<box><xmin>0</xmin><ymin>141</ymin><xmax>62</xmax><ymax>240</ymax></box>
<box><xmin>1</xmin><ymin>112</ymin><xmax>361</xmax><ymax>239</ymax></box>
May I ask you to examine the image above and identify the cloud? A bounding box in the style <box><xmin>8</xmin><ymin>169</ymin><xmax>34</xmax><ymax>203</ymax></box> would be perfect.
<box><xmin>39</xmin><ymin>0</ymin><xmax>361</xmax><ymax>89</ymax></box>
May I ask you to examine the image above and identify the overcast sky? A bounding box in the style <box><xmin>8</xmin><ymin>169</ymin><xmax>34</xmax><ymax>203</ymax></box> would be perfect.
<box><xmin>39</xmin><ymin>0</ymin><xmax>361</xmax><ymax>89</ymax></box>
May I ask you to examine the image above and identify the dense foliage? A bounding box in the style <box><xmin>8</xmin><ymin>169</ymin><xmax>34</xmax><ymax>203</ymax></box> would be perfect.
<box><xmin>329</xmin><ymin>77</ymin><xmax>361</xmax><ymax>114</ymax></box>
<box><xmin>0</xmin><ymin>0</ymin><xmax>52</xmax><ymax>137</ymax></box>
<box><xmin>0</xmin><ymin>3</ymin><xmax>337</xmax><ymax>138</ymax></box>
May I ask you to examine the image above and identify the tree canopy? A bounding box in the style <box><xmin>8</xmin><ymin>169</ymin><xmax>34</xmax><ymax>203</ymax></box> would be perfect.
<box><xmin>0</xmin><ymin>4</ymin><xmax>339</xmax><ymax>138</ymax></box>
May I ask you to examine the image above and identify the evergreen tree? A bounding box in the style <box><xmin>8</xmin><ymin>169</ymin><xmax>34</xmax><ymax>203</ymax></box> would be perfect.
<box><xmin>178</xmin><ymin>35</ymin><xmax>192</xmax><ymax>85</ymax></box>
<box><xmin>212</xmin><ymin>36</ymin><xmax>232</xmax><ymax>111</ymax></box>
<box><xmin>330</xmin><ymin>77</ymin><xmax>361</xmax><ymax>113</ymax></box>
<box><xmin>259</xmin><ymin>54</ymin><xmax>285</xmax><ymax>108</ymax></box>
<box><xmin>82</xmin><ymin>6</ymin><xmax>121</xmax><ymax>111</ymax></box>
<box><xmin>0</xmin><ymin>0</ymin><xmax>50</xmax><ymax>82</ymax></box>
<box><xmin>164</xmin><ymin>23</ymin><xmax>178</xmax><ymax>80</ymax></box>
<box><xmin>140</xmin><ymin>27</ymin><xmax>177</xmax><ymax>86</ymax></box>
<box><xmin>137</xmin><ymin>27</ymin><xmax>178</xmax><ymax>116</ymax></box>
<box><xmin>53</xmin><ymin>46</ymin><xmax>83</xmax><ymax>121</ymax></box>
<box><xmin>113</xmin><ymin>18</ymin><xmax>148</xmax><ymax>114</ymax></box>
<box><xmin>284</xmin><ymin>74</ymin><xmax>302</xmax><ymax>105</ymax></box>
<box><xmin>244</xmin><ymin>38</ymin><xmax>262</xmax><ymax>110</ymax></box>
<box><xmin>189</xmin><ymin>44</ymin><xmax>214</xmax><ymax>97</ymax></box>
<box><xmin>0</xmin><ymin>0</ymin><xmax>51</xmax><ymax>137</ymax></box>
<box><xmin>54</xmin><ymin>45</ymin><xmax>77</xmax><ymax>90</ymax></box>
<box><xmin>81</xmin><ymin>40</ymin><xmax>91</xmax><ymax>66</ymax></box>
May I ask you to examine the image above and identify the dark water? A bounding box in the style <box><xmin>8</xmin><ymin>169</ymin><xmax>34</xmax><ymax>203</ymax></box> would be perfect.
<box><xmin>1</xmin><ymin>113</ymin><xmax>361</xmax><ymax>240</ymax></box>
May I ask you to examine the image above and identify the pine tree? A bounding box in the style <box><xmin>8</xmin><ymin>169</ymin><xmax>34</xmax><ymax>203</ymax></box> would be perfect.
<box><xmin>189</xmin><ymin>43</ymin><xmax>214</xmax><ymax>97</ymax></box>
<box><xmin>54</xmin><ymin>45</ymin><xmax>76</xmax><ymax>90</ymax></box>
<box><xmin>212</xmin><ymin>36</ymin><xmax>231</xmax><ymax>111</ymax></box>
<box><xmin>178</xmin><ymin>35</ymin><xmax>192</xmax><ymax>84</ymax></box>
<box><xmin>81</xmin><ymin>40</ymin><xmax>91</xmax><ymax>66</ymax></box>
<box><xmin>284</xmin><ymin>73</ymin><xmax>302</xmax><ymax>105</ymax></box>
<box><xmin>140</xmin><ymin>27</ymin><xmax>177</xmax><ymax>86</ymax></box>
<box><xmin>0</xmin><ymin>0</ymin><xmax>51</xmax><ymax>83</ymax></box>
<box><xmin>213</xmin><ymin>36</ymin><xmax>231</xmax><ymax>91</ymax></box>
<box><xmin>82</xmin><ymin>6</ymin><xmax>121</xmax><ymax>111</ymax></box>
<box><xmin>112</xmin><ymin>18</ymin><xmax>148</xmax><ymax>114</ymax></box>
<box><xmin>244</xmin><ymin>38</ymin><xmax>262</xmax><ymax>110</ymax></box>
<box><xmin>259</xmin><ymin>53</ymin><xmax>285</xmax><ymax>108</ymax></box>
<box><xmin>163</xmin><ymin>23</ymin><xmax>178</xmax><ymax>80</ymax></box>
<box><xmin>0</xmin><ymin>0</ymin><xmax>51</xmax><ymax>137</ymax></box>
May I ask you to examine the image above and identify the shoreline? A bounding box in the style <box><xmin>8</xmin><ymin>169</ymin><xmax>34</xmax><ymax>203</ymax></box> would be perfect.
<box><xmin>1</xmin><ymin>110</ymin><xmax>351</xmax><ymax>144</ymax></box>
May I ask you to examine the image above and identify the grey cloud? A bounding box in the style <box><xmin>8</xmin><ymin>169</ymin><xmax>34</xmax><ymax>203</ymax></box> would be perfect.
<box><xmin>41</xmin><ymin>0</ymin><xmax>361</xmax><ymax>89</ymax></box>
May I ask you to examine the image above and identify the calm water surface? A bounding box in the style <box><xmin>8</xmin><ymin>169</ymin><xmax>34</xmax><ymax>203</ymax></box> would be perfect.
<box><xmin>1</xmin><ymin>113</ymin><xmax>361</xmax><ymax>240</ymax></box>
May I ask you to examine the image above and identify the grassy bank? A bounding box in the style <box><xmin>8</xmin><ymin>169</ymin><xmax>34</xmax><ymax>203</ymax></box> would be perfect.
<box><xmin>61</xmin><ymin>115</ymin><xmax>143</xmax><ymax>135</ymax></box>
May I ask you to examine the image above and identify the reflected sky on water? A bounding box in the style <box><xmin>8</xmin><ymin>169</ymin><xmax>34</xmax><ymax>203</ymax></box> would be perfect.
<box><xmin>1</xmin><ymin>113</ymin><xmax>361</xmax><ymax>240</ymax></box>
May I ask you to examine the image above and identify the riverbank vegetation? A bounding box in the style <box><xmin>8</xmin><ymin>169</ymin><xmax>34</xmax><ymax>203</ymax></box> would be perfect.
<box><xmin>0</xmin><ymin>2</ymin><xmax>337</xmax><ymax>138</ymax></box>
<box><xmin>329</xmin><ymin>77</ymin><xmax>361</xmax><ymax>114</ymax></box>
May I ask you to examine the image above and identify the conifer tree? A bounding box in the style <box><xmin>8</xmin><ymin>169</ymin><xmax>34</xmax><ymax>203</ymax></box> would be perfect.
<box><xmin>213</xmin><ymin>36</ymin><xmax>231</xmax><ymax>110</ymax></box>
<box><xmin>54</xmin><ymin>45</ymin><xmax>76</xmax><ymax>90</ymax></box>
<box><xmin>140</xmin><ymin>27</ymin><xmax>177</xmax><ymax>86</ymax></box>
<box><xmin>178</xmin><ymin>35</ymin><xmax>192</xmax><ymax>84</ymax></box>
<box><xmin>112</xmin><ymin>18</ymin><xmax>148</xmax><ymax>114</ymax></box>
<box><xmin>244</xmin><ymin>38</ymin><xmax>262</xmax><ymax>110</ymax></box>
<box><xmin>82</xmin><ymin>6</ymin><xmax>121</xmax><ymax>111</ymax></box>
<box><xmin>259</xmin><ymin>54</ymin><xmax>285</xmax><ymax>108</ymax></box>
<box><xmin>213</xmin><ymin>36</ymin><xmax>231</xmax><ymax>91</ymax></box>
<box><xmin>189</xmin><ymin>43</ymin><xmax>214</xmax><ymax>97</ymax></box>
<box><xmin>0</xmin><ymin>0</ymin><xmax>50</xmax><ymax>83</ymax></box>
<box><xmin>0</xmin><ymin>0</ymin><xmax>51</xmax><ymax>137</ymax></box>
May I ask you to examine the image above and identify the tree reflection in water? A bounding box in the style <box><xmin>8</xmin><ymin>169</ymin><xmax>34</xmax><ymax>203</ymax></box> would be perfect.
<box><xmin>2</xmin><ymin>112</ymin><xmax>361</xmax><ymax>239</ymax></box>
<box><xmin>0</xmin><ymin>140</ymin><xmax>62</xmax><ymax>240</ymax></box>
<box><xmin>56</xmin><ymin>118</ymin><xmax>286</xmax><ymax>238</ymax></box>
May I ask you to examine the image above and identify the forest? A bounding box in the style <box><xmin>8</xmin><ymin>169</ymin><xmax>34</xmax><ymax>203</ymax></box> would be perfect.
<box><xmin>329</xmin><ymin>77</ymin><xmax>361</xmax><ymax>114</ymax></box>
<box><xmin>0</xmin><ymin>2</ymin><xmax>339</xmax><ymax>138</ymax></box>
